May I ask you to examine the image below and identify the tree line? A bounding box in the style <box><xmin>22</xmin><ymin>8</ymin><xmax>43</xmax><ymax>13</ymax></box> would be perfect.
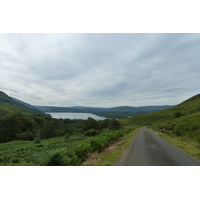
<box><xmin>0</xmin><ymin>113</ymin><xmax>122</xmax><ymax>143</ymax></box>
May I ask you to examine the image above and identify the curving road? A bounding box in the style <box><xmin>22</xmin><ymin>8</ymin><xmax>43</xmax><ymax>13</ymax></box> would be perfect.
<box><xmin>125</xmin><ymin>127</ymin><xmax>200</xmax><ymax>166</ymax></box>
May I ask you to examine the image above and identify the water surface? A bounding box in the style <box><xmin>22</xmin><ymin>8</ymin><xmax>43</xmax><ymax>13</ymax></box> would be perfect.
<box><xmin>46</xmin><ymin>112</ymin><xmax>106</xmax><ymax>120</ymax></box>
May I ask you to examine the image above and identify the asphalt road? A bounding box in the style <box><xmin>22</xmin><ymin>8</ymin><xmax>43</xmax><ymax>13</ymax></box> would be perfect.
<box><xmin>124</xmin><ymin>127</ymin><xmax>200</xmax><ymax>166</ymax></box>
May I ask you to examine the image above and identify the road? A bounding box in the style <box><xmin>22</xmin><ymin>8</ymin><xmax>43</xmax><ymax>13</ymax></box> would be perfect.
<box><xmin>124</xmin><ymin>127</ymin><xmax>200</xmax><ymax>166</ymax></box>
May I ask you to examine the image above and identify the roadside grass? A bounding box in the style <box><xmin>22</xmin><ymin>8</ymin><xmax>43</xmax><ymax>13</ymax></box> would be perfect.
<box><xmin>81</xmin><ymin>128</ymin><xmax>138</xmax><ymax>166</ymax></box>
<box><xmin>149</xmin><ymin>128</ymin><xmax>200</xmax><ymax>161</ymax></box>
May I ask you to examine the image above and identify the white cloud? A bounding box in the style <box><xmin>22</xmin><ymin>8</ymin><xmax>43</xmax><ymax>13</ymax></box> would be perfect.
<box><xmin>0</xmin><ymin>33</ymin><xmax>200</xmax><ymax>107</ymax></box>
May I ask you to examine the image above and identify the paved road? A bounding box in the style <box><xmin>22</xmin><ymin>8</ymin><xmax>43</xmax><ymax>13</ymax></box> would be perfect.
<box><xmin>125</xmin><ymin>127</ymin><xmax>200</xmax><ymax>166</ymax></box>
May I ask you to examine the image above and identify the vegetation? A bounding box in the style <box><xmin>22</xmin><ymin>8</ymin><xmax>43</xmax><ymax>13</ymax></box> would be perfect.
<box><xmin>120</xmin><ymin>94</ymin><xmax>200</xmax><ymax>126</ymax></box>
<box><xmin>119</xmin><ymin>93</ymin><xmax>200</xmax><ymax>159</ymax></box>
<box><xmin>0</xmin><ymin>128</ymin><xmax>131</xmax><ymax>166</ymax></box>
<box><xmin>82</xmin><ymin>128</ymin><xmax>138</xmax><ymax>166</ymax></box>
<box><xmin>1</xmin><ymin>90</ymin><xmax>200</xmax><ymax>165</ymax></box>
<box><xmin>150</xmin><ymin>128</ymin><xmax>200</xmax><ymax>161</ymax></box>
<box><xmin>0</xmin><ymin>91</ymin><xmax>132</xmax><ymax>165</ymax></box>
<box><xmin>0</xmin><ymin>91</ymin><xmax>45</xmax><ymax>116</ymax></box>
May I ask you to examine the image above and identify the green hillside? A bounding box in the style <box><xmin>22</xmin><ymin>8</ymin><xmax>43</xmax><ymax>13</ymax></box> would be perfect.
<box><xmin>0</xmin><ymin>91</ymin><xmax>44</xmax><ymax>117</ymax></box>
<box><xmin>120</xmin><ymin>94</ymin><xmax>200</xmax><ymax>152</ymax></box>
<box><xmin>120</xmin><ymin>94</ymin><xmax>200</xmax><ymax>126</ymax></box>
<box><xmin>0</xmin><ymin>102</ymin><xmax>23</xmax><ymax>117</ymax></box>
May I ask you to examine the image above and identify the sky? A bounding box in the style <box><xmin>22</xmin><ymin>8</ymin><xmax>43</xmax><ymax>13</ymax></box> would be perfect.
<box><xmin>1</xmin><ymin>33</ymin><xmax>200</xmax><ymax>107</ymax></box>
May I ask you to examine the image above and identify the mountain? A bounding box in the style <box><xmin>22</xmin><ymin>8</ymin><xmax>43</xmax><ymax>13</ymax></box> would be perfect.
<box><xmin>34</xmin><ymin>105</ymin><xmax>172</xmax><ymax>118</ymax></box>
<box><xmin>121</xmin><ymin>93</ymin><xmax>200</xmax><ymax>125</ymax></box>
<box><xmin>12</xmin><ymin>97</ymin><xmax>38</xmax><ymax>110</ymax></box>
<box><xmin>0</xmin><ymin>91</ymin><xmax>45</xmax><ymax>117</ymax></box>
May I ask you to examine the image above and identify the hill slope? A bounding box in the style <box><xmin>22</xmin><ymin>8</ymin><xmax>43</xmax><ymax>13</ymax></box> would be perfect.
<box><xmin>120</xmin><ymin>94</ymin><xmax>200</xmax><ymax>125</ymax></box>
<box><xmin>0</xmin><ymin>91</ymin><xmax>45</xmax><ymax>117</ymax></box>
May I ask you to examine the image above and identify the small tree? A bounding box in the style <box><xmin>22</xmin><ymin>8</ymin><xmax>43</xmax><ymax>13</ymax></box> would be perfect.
<box><xmin>83</xmin><ymin>129</ymin><xmax>100</xmax><ymax>137</ymax></box>
<box><xmin>40</xmin><ymin>121</ymin><xmax>56</xmax><ymax>139</ymax></box>
<box><xmin>99</xmin><ymin>119</ymin><xmax>111</xmax><ymax>130</ymax></box>
<box><xmin>82</xmin><ymin>117</ymin><xmax>99</xmax><ymax>132</ymax></box>
<box><xmin>174</xmin><ymin>112</ymin><xmax>182</xmax><ymax>118</ymax></box>
<box><xmin>109</xmin><ymin>119</ymin><xmax>122</xmax><ymax>130</ymax></box>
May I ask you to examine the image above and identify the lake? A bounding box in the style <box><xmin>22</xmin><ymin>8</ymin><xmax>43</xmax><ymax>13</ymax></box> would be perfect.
<box><xmin>46</xmin><ymin>112</ymin><xmax>106</xmax><ymax>120</ymax></box>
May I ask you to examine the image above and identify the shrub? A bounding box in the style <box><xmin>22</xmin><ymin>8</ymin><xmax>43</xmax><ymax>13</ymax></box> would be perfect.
<box><xmin>82</xmin><ymin>117</ymin><xmax>99</xmax><ymax>132</ymax></box>
<box><xmin>172</xmin><ymin>123</ymin><xmax>185</xmax><ymax>136</ymax></box>
<box><xmin>109</xmin><ymin>119</ymin><xmax>122</xmax><ymax>130</ymax></box>
<box><xmin>73</xmin><ymin>143</ymin><xmax>91</xmax><ymax>160</ymax></box>
<box><xmin>44</xmin><ymin>152</ymin><xmax>65</xmax><ymax>166</ymax></box>
<box><xmin>55</xmin><ymin>125</ymin><xmax>70</xmax><ymax>137</ymax></box>
<box><xmin>17</xmin><ymin>131</ymin><xmax>34</xmax><ymax>141</ymax></box>
<box><xmin>99</xmin><ymin>119</ymin><xmax>111</xmax><ymax>130</ymax></box>
<box><xmin>174</xmin><ymin>112</ymin><xmax>182</xmax><ymax>118</ymax></box>
<box><xmin>90</xmin><ymin>137</ymin><xmax>108</xmax><ymax>153</ymax></box>
<box><xmin>33</xmin><ymin>138</ymin><xmax>41</xmax><ymax>144</ymax></box>
<box><xmin>40</xmin><ymin>121</ymin><xmax>56</xmax><ymax>139</ymax></box>
<box><xmin>64</xmin><ymin>133</ymin><xmax>70</xmax><ymax>141</ymax></box>
<box><xmin>83</xmin><ymin>129</ymin><xmax>100</xmax><ymax>137</ymax></box>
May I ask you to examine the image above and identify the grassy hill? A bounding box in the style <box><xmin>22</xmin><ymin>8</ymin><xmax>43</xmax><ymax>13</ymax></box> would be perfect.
<box><xmin>120</xmin><ymin>94</ymin><xmax>200</xmax><ymax>150</ymax></box>
<box><xmin>0</xmin><ymin>101</ymin><xmax>23</xmax><ymax>117</ymax></box>
<box><xmin>120</xmin><ymin>94</ymin><xmax>200</xmax><ymax>126</ymax></box>
<box><xmin>0</xmin><ymin>91</ymin><xmax>44</xmax><ymax>117</ymax></box>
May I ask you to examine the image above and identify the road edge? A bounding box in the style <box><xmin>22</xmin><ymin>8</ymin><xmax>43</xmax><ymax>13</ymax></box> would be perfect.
<box><xmin>114</xmin><ymin>128</ymin><xmax>140</xmax><ymax>166</ymax></box>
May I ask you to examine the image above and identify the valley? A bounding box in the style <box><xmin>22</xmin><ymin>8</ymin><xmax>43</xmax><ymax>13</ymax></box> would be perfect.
<box><xmin>0</xmin><ymin>90</ymin><xmax>200</xmax><ymax>165</ymax></box>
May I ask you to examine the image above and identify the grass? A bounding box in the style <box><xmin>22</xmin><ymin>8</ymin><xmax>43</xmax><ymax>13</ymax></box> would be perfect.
<box><xmin>119</xmin><ymin>94</ymin><xmax>200</xmax><ymax>126</ymax></box>
<box><xmin>149</xmin><ymin>128</ymin><xmax>200</xmax><ymax>161</ymax></box>
<box><xmin>81</xmin><ymin>128</ymin><xmax>138</xmax><ymax>166</ymax></box>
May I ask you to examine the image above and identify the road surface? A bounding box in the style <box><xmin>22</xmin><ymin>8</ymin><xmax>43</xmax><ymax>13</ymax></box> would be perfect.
<box><xmin>125</xmin><ymin>127</ymin><xmax>200</xmax><ymax>166</ymax></box>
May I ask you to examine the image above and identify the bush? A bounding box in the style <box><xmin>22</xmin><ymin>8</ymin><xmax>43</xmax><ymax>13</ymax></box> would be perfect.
<box><xmin>33</xmin><ymin>138</ymin><xmax>41</xmax><ymax>144</ymax></box>
<box><xmin>64</xmin><ymin>133</ymin><xmax>70</xmax><ymax>141</ymax></box>
<box><xmin>99</xmin><ymin>119</ymin><xmax>111</xmax><ymax>130</ymax></box>
<box><xmin>40</xmin><ymin>121</ymin><xmax>56</xmax><ymax>139</ymax></box>
<box><xmin>55</xmin><ymin>125</ymin><xmax>71</xmax><ymax>137</ymax></box>
<box><xmin>172</xmin><ymin>123</ymin><xmax>185</xmax><ymax>136</ymax></box>
<box><xmin>174</xmin><ymin>112</ymin><xmax>182</xmax><ymax>118</ymax></box>
<box><xmin>44</xmin><ymin>152</ymin><xmax>65</xmax><ymax>166</ymax></box>
<box><xmin>73</xmin><ymin>143</ymin><xmax>91</xmax><ymax>160</ymax></box>
<box><xmin>83</xmin><ymin>129</ymin><xmax>100</xmax><ymax>137</ymax></box>
<box><xmin>82</xmin><ymin>117</ymin><xmax>99</xmax><ymax>132</ymax></box>
<box><xmin>109</xmin><ymin>119</ymin><xmax>122</xmax><ymax>130</ymax></box>
<box><xmin>90</xmin><ymin>136</ymin><xmax>108</xmax><ymax>153</ymax></box>
<box><xmin>17</xmin><ymin>131</ymin><xmax>34</xmax><ymax>141</ymax></box>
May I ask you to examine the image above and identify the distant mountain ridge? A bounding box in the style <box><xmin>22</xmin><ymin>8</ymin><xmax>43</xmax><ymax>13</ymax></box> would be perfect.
<box><xmin>0</xmin><ymin>90</ymin><xmax>172</xmax><ymax>119</ymax></box>
<box><xmin>121</xmin><ymin>93</ymin><xmax>200</xmax><ymax>125</ymax></box>
<box><xmin>35</xmin><ymin>105</ymin><xmax>172</xmax><ymax>118</ymax></box>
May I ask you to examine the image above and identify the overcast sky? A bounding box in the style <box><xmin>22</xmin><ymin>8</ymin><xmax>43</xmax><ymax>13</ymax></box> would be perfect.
<box><xmin>0</xmin><ymin>33</ymin><xmax>200</xmax><ymax>107</ymax></box>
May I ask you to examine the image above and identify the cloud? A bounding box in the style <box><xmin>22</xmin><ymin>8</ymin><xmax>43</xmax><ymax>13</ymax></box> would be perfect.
<box><xmin>0</xmin><ymin>33</ymin><xmax>200</xmax><ymax>107</ymax></box>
